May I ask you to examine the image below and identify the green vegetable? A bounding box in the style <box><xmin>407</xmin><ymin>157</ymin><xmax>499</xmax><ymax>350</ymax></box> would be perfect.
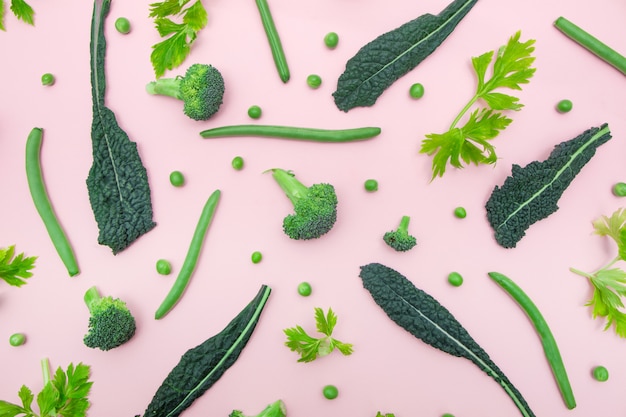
<box><xmin>155</xmin><ymin>190</ymin><xmax>221</xmax><ymax>319</ymax></box>
<box><xmin>447</xmin><ymin>271</ymin><xmax>463</xmax><ymax>287</ymax></box>
<box><xmin>251</xmin><ymin>251</ymin><xmax>263</xmax><ymax>264</ymax></box>
<box><xmin>156</xmin><ymin>259</ymin><xmax>172</xmax><ymax>275</ymax></box>
<box><xmin>169</xmin><ymin>170</ymin><xmax>185</xmax><ymax>187</ymax></box>
<box><xmin>441</xmin><ymin>414</ymin><xmax>455</xmax><ymax>417</ymax></box>
<box><xmin>554</xmin><ymin>17</ymin><xmax>626</xmax><ymax>76</ymax></box>
<box><xmin>200</xmin><ymin>124</ymin><xmax>381</xmax><ymax>143</ymax></box>
<box><xmin>488</xmin><ymin>272</ymin><xmax>576</xmax><ymax>409</ymax></box>
<box><xmin>556</xmin><ymin>99</ymin><xmax>573</xmax><ymax>113</ymax></box>
<box><xmin>255</xmin><ymin>0</ymin><xmax>290</xmax><ymax>82</ymax></box>
<box><xmin>114</xmin><ymin>17</ymin><xmax>131</xmax><ymax>33</ymax></box>
<box><xmin>0</xmin><ymin>359</ymin><xmax>92</xmax><ymax>417</ymax></box>
<box><xmin>229</xmin><ymin>400</ymin><xmax>287</xmax><ymax>417</ymax></box>
<box><xmin>364</xmin><ymin>179</ymin><xmax>378</xmax><ymax>192</ymax></box>
<box><xmin>332</xmin><ymin>0</ymin><xmax>477</xmax><ymax>112</ymax></box>
<box><xmin>324</xmin><ymin>32</ymin><xmax>339</xmax><ymax>49</ymax></box>
<box><xmin>613</xmin><ymin>182</ymin><xmax>626</xmax><ymax>197</ymax></box>
<box><xmin>232</xmin><ymin>156</ymin><xmax>245</xmax><ymax>170</ymax></box>
<box><xmin>83</xmin><ymin>286</ymin><xmax>136</xmax><ymax>351</ymax></box>
<box><xmin>40</xmin><ymin>73</ymin><xmax>55</xmax><ymax>86</ymax></box>
<box><xmin>376</xmin><ymin>413</ymin><xmax>395</xmax><ymax>417</ymax></box>
<box><xmin>9</xmin><ymin>333</ymin><xmax>26</xmax><ymax>346</ymax></box>
<box><xmin>383</xmin><ymin>215</ymin><xmax>417</xmax><ymax>252</ymax></box>
<box><xmin>592</xmin><ymin>366</ymin><xmax>609</xmax><ymax>382</ymax></box>
<box><xmin>267</xmin><ymin>168</ymin><xmax>338</xmax><ymax>240</ymax></box>
<box><xmin>569</xmin><ymin>208</ymin><xmax>626</xmax><ymax>337</ymax></box>
<box><xmin>453</xmin><ymin>206</ymin><xmax>467</xmax><ymax>218</ymax></box>
<box><xmin>297</xmin><ymin>282</ymin><xmax>312</xmax><ymax>296</ymax></box>
<box><xmin>248</xmin><ymin>105</ymin><xmax>262</xmax><ymax>119</ymax></box>
<box><xmin>0</xmin><ymin>0</ymin><xmax>35</xmax><ymax>30</ymax></box>
<box><xmin>307</xmin><ymin>74</ymin><xmax>322</xmax><ymax>89</ymax></box>
<box><xmin>486</xmin><ymin>124</ymin><xmax>611</xmax><ymax>248</ymax></box>
<box><xmin>322</xmin><ymin>385</ymin><xmax>338</xmax><ymax>400</ymax></box>
<box><xmin>25</xmin><ymin>128</ymin><xmax>80</xmax><ymax>276</ymax></box>
<box><xmin>140</xmin><ymin>285</ymin><xmax>272</xmax><ymax>417</ymax></box>
<box><xmin>88</xmin><ymin>0</ymin><xmax>156</xmax><ymax>254</ymax></box>
<box><xmin>148</xmin><ymin>0</ymin><xmax>208</xmax><ymax>78</ymax></box>
<box><xmin>284</xmin><ymin>307</ymin><xmax>353</xmax><ymax>362</ymax></box>
<box><xmin>409</xmin><ymin>83</ymin><xmax>425</xmax><ymax>99</ymax></box>
<box><xmin>359</xmin><ymin>263</ymin><xmax>536</xmax><ymax>417</ymax></box>
<box><xmin>420</xmin><ymin>31</ymin><xmax>536</xmax><ymax>178</ymax></box>
<box><xmin>0</xmin><ymin>245</ymin><xmax>36</xmax><ymax>287</ymax></box>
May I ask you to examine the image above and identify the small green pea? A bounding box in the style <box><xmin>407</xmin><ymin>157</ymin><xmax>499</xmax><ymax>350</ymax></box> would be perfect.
<box><xmin>231</xmin><ymin>156</ymin><xmax>244</xmax><ymax>170</ymax></box>
<box><xmin>442</xmin><ymin>414</ymin><xmax>455</xmax><ymax>417</ymax></box>
<box><xmin>556</xmin><ymin>99</ymin><xmax>573</xmax><ymax>113</ymax></box>
<box><xmin>448</xmin><ymin>272</ymin><xmax>463</xmax><ymax>287</ymax></box>
<box><xmin>454</xmin><ymin>207</ymin><xmax>467</xmax><ymax>218</ymax></box>
<box><xmin>156</xmin><ymin>259</ymin><xmax>172</xmax><ymax>275</ymax></box>
<box><xmin>41</xmin><ymin>73</ymin><xmax>55</xmax><ymax>86</ymax></box>
<box><xmin>247</xmin><ymin>105</ymin><xmax>262</xmax><ymax>119</ymax></box>
<box><xmin>9</xmin><ymin>333</ymin><xmax>26</xmax><ymax>347</ymax></box>
<box><xmin>115</xmin><ymin>17</ymin><xmax>131</xmax><ymax>34</ymax></box>
<box><xmin>409</xmin><ymin>83</ymin><xmax>425</xmax><ymax>99</ymax></box>
<box><xmin>364</xmin><ymin>179</ymin><xmax>378</xmax><ymax>192</ymax></box>
<box><xmin>592</xmin><ymin>365</ymin><xmax>609</xmax><ymax>382</ymax></box>
<box><xmin>169</xmin><ymin>171</ymin><xmax>185</xmax><ymax>187</ymax></box>
<box><xmin>251</xmin><ymin>251</ymin><xmax>263</xmax><ymax>264</ymax></box>
<box><xmin>322</xmin><ymin>384</ymin><xmax>339</xmax><ymax>399</ymax></box>
<box><xmin>307</xmin><ymin>74</ymin><xmax>322</xmax><ymax>89</ymax></box>
<box><xmin>612</xmin><ymin>182</ymin><xmax>626</xmax><ymax>197</ymax></box>
<box><xmin>297</xmin><ymin>282</ymin><xmax>312</xmax><ymax>297</ymax></box>
<box><xmin>324</xmin><ymin>32</ymin><xmax>339</xmax><ymax>49</ymax></box>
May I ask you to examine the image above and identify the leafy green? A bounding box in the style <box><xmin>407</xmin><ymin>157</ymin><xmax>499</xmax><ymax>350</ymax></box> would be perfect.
<box><xmin>570</xmin><ymin>208</ymin><xmax>626</xmax><ymax>337</ymax></box>
<box><xmin>284</xmin><ymin>307</ymin><xmax>354</xmax><ymax>362</ymax></box>
<box><xmin>0</xmin><ymin>245</ymin><xmax>36</xmax><ymax>287</ymax></box>
<box><xmin>87</xmin><ymin>0</ymin><xmax>156</xmax><ymax>254</ymax></box>
<box><xmin>149</xmin><ymin>0</ymin><xmax>208</xmax><ymax>78</ymax></box>
<box><xmin>359</xmin><ymin>263</ymin><xmax>536</xmax><ymax>417</ymax></box>
<box><xmin>140</xmin><ymin>285</ymin><xmax>272</xmax><ymax>417</ymax></box>
<box><xmin>0</xmin><ymin>0</ymin><xmax>35</xmax><ymax>30</ymax></box>
<box><xmin>332</xmin><ymin>0</ymin><xmax>477</xmax><ymax>112</ymax></box>
<box><xmin>420</xmin><ymin>31</ymin><xmax>536</xmax><ymax>178</ymax></box>
<box><xmin>486</xmin><ymin>123</ymin><xmax>611</xmax><ymax>248</ymax></box>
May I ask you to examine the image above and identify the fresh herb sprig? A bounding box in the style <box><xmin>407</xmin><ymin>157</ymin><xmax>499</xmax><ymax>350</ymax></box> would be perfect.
<box><xmin>0</xmin><ymin>245</ymin><xmax>36</xmax><ymax>287</ymax></box>
<box><xmin>420</xmin><ymin>31</ymin><xmax>536</xmax><ymax>179</ymax></box>
<box><xmin>284</xmin><ymin>307</ymin><xmax>353</xmax><ymax>363</ymax></box>
<box><xmin>0</xmin><ymin>0</ymin><xmax>35</xmax><ymax>30</ymax></box>
<box><xmin>570</xmin><ymin>208</ymin><xmax>626</xmax><ymax>337</ymax></box>
<box><xmin>148</xmin><ymin>0</ymin><xmax>208</xmax><ymax>78</ymax></box>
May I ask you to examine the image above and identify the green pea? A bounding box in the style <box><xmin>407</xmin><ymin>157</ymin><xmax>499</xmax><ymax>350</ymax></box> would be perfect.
<box><xmin>231</xmin><ymin>156</ymin><xmax>244</xmax><ymax>170</ymax></box>
<box><xmin>454</xmin><ymin>206</ymin><xmax>467</xmax><ymax>218</ymax></box>
<box><xmin>442</xmin><ymin>414</ymin><xmax>455</xmax><ymax>417</ymax></box>
<box><xmin>592</xmin><ymin>365</ymin><xmax>609</xmax><ymax>382</ymax></box>
<box><xmin>364</xmin><ymin>179</ymin><xmax>378</xmax><ymax>192</ymax></box>
<box><xmin>612</xmin><ymin>182</ymin><xmax>626</xmax><ymax>197</ymax></box>
<box><xmin>169</xmin><ymin>171</ymin><xmax>185</xmax><ymax>187</ymax></box>
<box><xmin>409</xmin><ymin>83</ymin><xmax>425</xmax><ymax>99</ymax></box>
<box><xmin>324</xmin><ymin>32</ymin><xmax>339</xmax><ymax>49</ymax></box>
<box><xmin>556</xmin><ymin>99</ymin><xmax>573</xmax><ymax>113</ymax></box>
<box><xmin>448</xmin><ymin>272</ymin><xmax>463</xmax><ymax>287</ymax></box>
<box><xmin>156</xmin><ymin>259</ymin><xmax>172</xmax><ymax>275</ymax></box>
<box><xmin>9</xmin><ymin>333</ymin><xmax>26</xmax><ymax>347</ymax></box>
<box><xmin>297</xmin><ymin>282</ymin><xmax>312</xmax><ymax>297</ymax></box>
<box><xmin>322</xmin><ymin>384</ymin><xmax>339</xmax><ymax>399</ymax></box>
<box><xmin>41</xmin><ymin>73</ymin><xmax>55</xmax><ymax>86</ymax></box>
<box><xmin>115</xmin><ymin>17</ymin><xmax>131</xmax><ymax>34</ymax></box>
<box><xmin>307</xmin><ymin>74</ymin><xmax>322</xmax><ymax>89</ymax></box>
<box><xmin>251</xmin><ymin>251</ymin><xmax>263</xmax><ymax>264</ymax></box>
<box><xmin>248</xmin><ymin>105</ymin><xmax>262</xmax><ymax>119</ymax></box>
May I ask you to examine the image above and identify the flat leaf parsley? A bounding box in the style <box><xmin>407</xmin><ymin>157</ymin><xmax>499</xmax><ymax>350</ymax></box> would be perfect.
<box><xmin>0</xmin><ymin>245</ymin><xmax>36</xmax><ymax>287</ymax></box>
<box><xmin>420</xmin><ymin>31</ymin><xmax>536</xmax><ymax>179</ymax></box>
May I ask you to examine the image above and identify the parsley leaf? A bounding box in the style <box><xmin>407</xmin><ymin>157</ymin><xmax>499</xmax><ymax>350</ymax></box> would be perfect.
<box><xmin>284</xmin><ymin>307</ymin><xmax>354</xmax><ymax>363</ymax></box>
<box><xmin>420</xmin><ymin>31</ymin><xmax>536</xmax><ymax>179</ymax></box>
<box><xmin>0</xmin><ymin>245</ymin><xmax>37</xmax><ymax>287</ymax></box>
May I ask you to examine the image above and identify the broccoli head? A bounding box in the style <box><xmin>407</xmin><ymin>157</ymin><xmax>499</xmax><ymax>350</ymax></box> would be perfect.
<box><xmin>83</xmin><ymin>286</ymin><xmax>136</xmax><ymax>351</ymax></box>
<box><xmin>229</xmin><ymin>400</ymin><xmax>287</xmax><ymax>417</ymax></box>
<box><xmin>268</xmin><ymin>168</ymin><xmax>338</xmax><ymax>240</ymax></box>
<box><xmin>146</xmin><ymin>63</ymin><xmax>225</xmax><ymax>121</ymax></box>
<box><xmin>383</xmin><ymin>215</ymin><xmax>417</xmax><ymax>252</ymax></box>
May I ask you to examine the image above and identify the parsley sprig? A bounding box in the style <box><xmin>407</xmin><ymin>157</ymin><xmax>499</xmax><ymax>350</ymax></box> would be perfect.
<box><xmin>284</xmin><ymin>307</ymin><xmax>354</xmax><ymax>363</ymax></box>
<box><xmin>0</xmin><ymin>0</ymin><xmax>35</xmax><ymax>30</ymax></box>
<box><xmin>420</xmin><ymin>31</ymin><xmax>536</xmax><ymax>179</ymax></box>
<box><xmin>0</xmin><ymin>245</ymin><xmax>36</xmax><ymax>287</ymax></box>
<box><xmin>570</xmin><ymin>208</ymin><xmax>626</xmax><ymax>337</ymax></box>
<box><xmin>149</xmin><ymin>0</ymin><xmax>208</xmax><ymax>78</ymax></box>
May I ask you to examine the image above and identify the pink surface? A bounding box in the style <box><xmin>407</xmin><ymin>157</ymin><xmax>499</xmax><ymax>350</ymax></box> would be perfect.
<box><xmin>1</xmin><ymin>0</ymin><xmax>626</xmax><ymax>416</ymax></box>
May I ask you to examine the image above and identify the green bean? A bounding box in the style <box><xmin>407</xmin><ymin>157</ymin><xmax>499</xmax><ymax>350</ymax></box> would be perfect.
<box><xmin>255</xmin><ymin>0</ymin><xmax>290</xmax><ymax>83</ymax></box>
<box><xmin>155</xmin><ymin>189</ymin><xmax>221</xmax><ymax>319</ymax></box>
<box><xmin>554</xmin><ymin>17</ymin><xmax>626</xmax><ymax>75</ymax></box>
<box><xmin>25</xmin><ymin>128</ymin><xmax>79</xmax><ymax>277</ymax></box>
<box><xmin>488</xmin><ymin>272</ymin><xmax>576</xmax><ymax>409</ymax></box>
<box><xmin>200</xmin><ymin>125</ymin><xmax>381</xmax><ymax>142</ymax></box>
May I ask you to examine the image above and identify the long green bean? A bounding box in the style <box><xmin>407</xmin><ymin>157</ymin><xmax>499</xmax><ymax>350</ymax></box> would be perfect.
<box><xmin>25</xmin><ymin>127</ymin><xmax>79</xmax><ymax>277</ymax></box>
<box><xmin>200</xmin><ymin>125</ymin><xmax>381</xmax><ymax>142</ymax></box>
<box><xmin>255</xmin><ymin>0</ymin><xmax>290</xmax><ymax>83</ymax></box>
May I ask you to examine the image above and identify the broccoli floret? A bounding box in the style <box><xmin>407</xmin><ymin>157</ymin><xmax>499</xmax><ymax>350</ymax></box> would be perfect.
<box><xmin>229</xmin><ymin>400</ymin><xmax>287</xmax><ymax>417</ymax></box>
<box><xmin>268</xmin><ymin>168</ymin><xmax>338</xmax><ymax>240</ymax></box>
<box><xmin>83</xmin><ymin>286</ymin><xmax>136</xmax><ymax>351</ymax></box>
<box><xmin>146</xmin><ymin>63</ymin><xmax>225</xmax><ymax>121</ymax></box>
<box><xmin>383</xmin><ymin>215</ymin><xmax>417</xmax><ymax>252</ymax></box>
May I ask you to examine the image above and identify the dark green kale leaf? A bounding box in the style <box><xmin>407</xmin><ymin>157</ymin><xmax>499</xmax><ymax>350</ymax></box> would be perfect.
<box><xmin>359</xmin><ymin>263</ymin><xmax>536</xmax><ymax>417</ymax></box>
<box><xmin>486</xmin><ymin>124</ymin><xmax>611</xmax><ymax>248</ymax></box>
<box><xmin>332</xmin><ymin>0</ymin><xmax>477</xmax><ymax>112</ymax></box>
<box><xmin>140</xmin><ymin>285</ymin><xmax>272</xmax><ymax>417</ymax></box>
<box><xmin>87</xmin><ymin>0</ymin><xmax>156</xmax><ymax>254</ymax></box>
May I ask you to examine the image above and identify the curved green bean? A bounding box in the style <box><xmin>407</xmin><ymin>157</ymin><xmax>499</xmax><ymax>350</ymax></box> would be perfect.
<box><xmin>200</xmin><ymin>125</ymin><xmax>382</xmax><ymax>142</ymax></box>
<box><xmin>25</xmin><ymin>128</ymin><xmax>79</xmax><ymax>277</ymax></box>
<box><xmin>488</xmin><ymin>271</ymin><xmax>576</xmax><ymax>410</ymax></box>
<box><xmin>155</xmin><ymin>189</ymin><xmax>221</xmax><ymax>319</ymax></box>
<box><xmin>255</xmin><ymin>0</ymin><xmax>290</xmax><ymax>83</ymax></box>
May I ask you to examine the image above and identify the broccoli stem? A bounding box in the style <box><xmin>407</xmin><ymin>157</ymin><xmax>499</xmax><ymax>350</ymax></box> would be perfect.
<box><xmin>270</xmin><ymin>168</ymin><xmax>309</xmax><ymax>205</ymax></box>
<box><xmin>397</xmin><ymin>215</ymin><xmax>411</xmax><ymax>233</ymax></box>
<box><xmin>84</xmin><ymin>286</ymin><xmax>102</xmax><ymax>313</ymax></box>
<box><xmin>145</xmin><ymin>77</ymin><xmax>183</xmax><ymax>99</ymax></box>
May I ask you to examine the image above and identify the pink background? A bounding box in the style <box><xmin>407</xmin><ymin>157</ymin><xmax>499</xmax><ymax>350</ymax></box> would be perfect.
<box><xmin>1</xmin><ymin>0</ymin><xmax>626</xmax><ymax>416</ymax></box>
